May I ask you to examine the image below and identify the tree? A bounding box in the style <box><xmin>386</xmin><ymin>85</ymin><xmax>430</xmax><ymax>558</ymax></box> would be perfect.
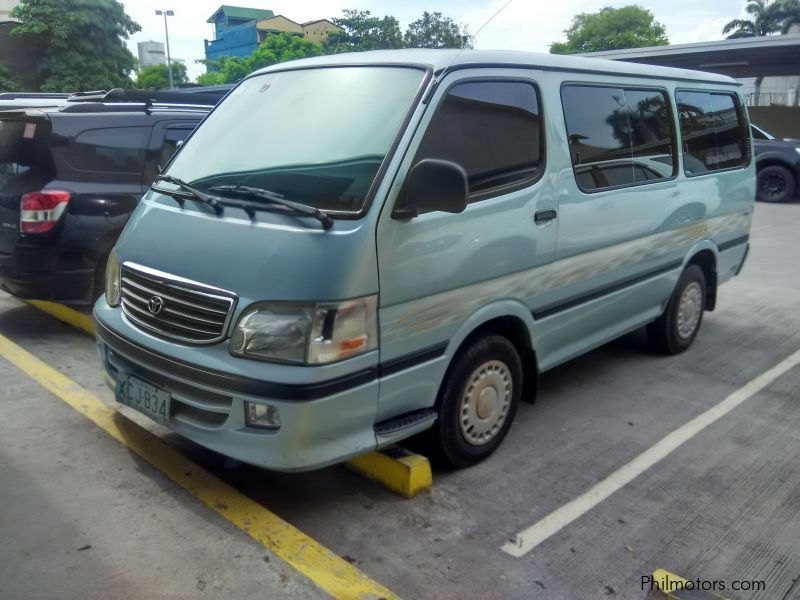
<box><xmin>722</xmin><ymin>0</ymin><xmax>784</xmax><ymax>37</ymax></box>
<box><xmin>779</xmin><ymin>0</ymin><xmax>800</xmax><ymax>32</ymax></box>
<box><xmin>323</xmin><ymin>10</ymin><xmax>403</xmax><ymax>53</ymax></box>
<box><xmin>135</xmin><ymin>63</ymin><xmax>189</xmax><ymax>90</ymax></box>
<box><xmin>248</xmin><ymin>32</ymin><xmax>322</xmax><ymax>70</ymax></box>
<box><xmin>404</xmin><ymin>12</ymin><xmax>471</xmax><ymax>49</ymax></box>
<box><xmin>197</xmin><ymin>33</ymin><xmax>321</xmax><ymax>85</ymax></box>
<box><xmin>10</xmin><ymin>0</ymin><xmax>140</xmax><ymax>92</ymax></box>
<box><xmin>0</xmin><ymin>62</ymin><xmax>22</xmax><ymax>92</ymax></box>
<box><xmin>550</xmin><ymin>6</ymin><xmax>668</xmax><ymax>54</ymax></box>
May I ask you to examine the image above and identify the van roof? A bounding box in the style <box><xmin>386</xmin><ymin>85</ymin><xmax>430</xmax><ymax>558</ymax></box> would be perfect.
<box><xmin>251</xmin><ymin>48</ymin><xmax>740</xmax><ymax>86</ymax></box>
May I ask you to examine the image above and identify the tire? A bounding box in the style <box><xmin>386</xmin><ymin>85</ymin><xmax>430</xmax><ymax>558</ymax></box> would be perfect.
<box><xmin>757</xmin><ymin>165</ymin><xmax>796</xmax><ymax>203</ymax></box>
<box><xmin>647</xmin><ymin>264</ymin><xmax>706</xmax><ymax>355</ymax></box>
<box><xmin>430</xmin><ymin>334</ymin><xmax>522</xmax><ymax>468</ymax></box>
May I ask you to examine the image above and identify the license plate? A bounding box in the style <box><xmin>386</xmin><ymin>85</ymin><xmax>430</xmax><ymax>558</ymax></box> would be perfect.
<box><xmin>116</xmin><ymin>374</ymin><xmax>170</xmax><ymax>426</ymax></box>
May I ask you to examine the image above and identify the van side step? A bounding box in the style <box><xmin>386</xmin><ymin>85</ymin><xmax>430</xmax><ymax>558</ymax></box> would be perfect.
<box><xmin>374</xmin><ymin>409</ymin><xmax>437</xmax><ymax>436</ymax></box>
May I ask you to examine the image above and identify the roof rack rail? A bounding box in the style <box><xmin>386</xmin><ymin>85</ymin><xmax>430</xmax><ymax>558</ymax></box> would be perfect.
<box><xmin>67</xmin><ymin>90</ymin><xmax>110</xmax><ymax>101</ymax></box>
<box><xmin>60</xmin><ymin>101</ymin><xmax>214</xmax><ymax>115</ymax></box>
<box><xmin>67</xmin><ymin>88</ymin><xmax>222</xmax><ymax>107</ymax></box>
<box><xmin>0</xmin><ymin>92</ymin><xmax>71</xmax><ymax>100</ymax></box>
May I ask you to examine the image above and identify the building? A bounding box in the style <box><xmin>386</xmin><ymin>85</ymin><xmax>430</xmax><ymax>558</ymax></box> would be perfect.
<box><xmin>582</xmin><ymin>34</ymin><xmax>800</xmax><ymax>138</ymax></box>
<box><xmin>203</xmin><ymin>5</ymin><xmax>342</xmax><ymax>65</ymax></box>
<box><xmin>256</xmin><ymin>16</ymin><xmax>341</xmax><ymax>44</ymax></box>
<box><xmin>0</xmin><ymin>0</ymin><xmax>19</xmax><ymax>23</ymax></box>
<box><xmin>204</xmin><ymin>5</ymin><xmax>275</xmax><ymax>61</ymax></box>
<box><xmin>137</xmin><ymin>41</ymin><xmax>166</xmax><ymax>68</ymax></box>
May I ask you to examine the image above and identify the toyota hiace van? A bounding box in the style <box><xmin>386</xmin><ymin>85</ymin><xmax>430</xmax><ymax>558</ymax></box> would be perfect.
<box><xmin>93</xmin><ymin>50</ymin><xmax>754</xmax><ymax>470</ymax></box>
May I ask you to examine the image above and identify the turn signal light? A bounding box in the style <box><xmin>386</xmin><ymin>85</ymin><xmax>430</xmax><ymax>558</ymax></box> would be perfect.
<box><xmin>20</xmin><ymin>190</ymin><xmax>71</xmax><ymax>233</ymax></box>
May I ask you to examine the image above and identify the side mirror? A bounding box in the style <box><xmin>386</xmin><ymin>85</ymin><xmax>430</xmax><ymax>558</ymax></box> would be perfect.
<box><xmin>395</xmin><ymin>158</ymin><xmax>468</xmax><ymax>218</ymax></box>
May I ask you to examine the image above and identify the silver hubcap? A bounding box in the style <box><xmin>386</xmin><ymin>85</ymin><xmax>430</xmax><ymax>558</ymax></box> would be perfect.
<box><xmin>459</xmin><ymin>360</ymin><xmax>512</xmax><ymax>446</ymax></box>
<box><xmin>677</xmin><ymin>281</ymin><xmax>703</xmax><ymax>340</ymax></box>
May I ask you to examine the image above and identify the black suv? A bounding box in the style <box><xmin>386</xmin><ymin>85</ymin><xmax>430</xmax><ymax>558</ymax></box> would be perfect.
<box><xmin>0</xmin><ymin>89</ymin><xmax>220</xmax><ymax>304</ymax></box>
<box><xmin>752</xmin><ymin>124</ymin><xmax>800</xmax><ymax>203</ymax></box>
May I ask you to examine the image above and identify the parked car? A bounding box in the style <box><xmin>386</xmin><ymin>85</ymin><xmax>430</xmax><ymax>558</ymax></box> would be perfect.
<box><xmin>0</xmin><ymin>89</ymin><xmax>219</xmax><ymax>305</ymax></box>
<box><xmin>751</xmin><ymin>124</ymin><xmax>800</xmax><ymax>203</ymax></box>
<box><xmin>93</xmin><ymin>50</ymin><xmax>754</xmax><ymax>472</ymax></box>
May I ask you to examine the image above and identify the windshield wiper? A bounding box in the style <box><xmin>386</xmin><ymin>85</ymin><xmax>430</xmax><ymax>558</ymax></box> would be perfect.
<box><xmin>210</xmin><ymin>184</ymin><xmax>334</xmax><ymax>230</ymax></box>
<box><xmin>153</xmin><ymin>175</ymin><xmax>223</xmax><ymax>215</ymax></box>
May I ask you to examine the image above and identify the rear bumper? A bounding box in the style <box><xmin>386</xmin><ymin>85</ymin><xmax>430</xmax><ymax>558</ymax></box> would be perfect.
<box><xmin>0</xmin><ymin>246</ymin><xmax>94</xmax><ymax>303</ymax></box>
<box><xmin>93</xmin><ymin>313</ymin><xmax>380</xmax><ymax>472</ymax></box>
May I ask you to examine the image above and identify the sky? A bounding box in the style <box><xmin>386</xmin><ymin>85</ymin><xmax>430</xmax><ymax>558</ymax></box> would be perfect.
<box><xmin>120</xmin><ymin>0</ymin><xmax>751</xmax><ymax>81</ymax></box>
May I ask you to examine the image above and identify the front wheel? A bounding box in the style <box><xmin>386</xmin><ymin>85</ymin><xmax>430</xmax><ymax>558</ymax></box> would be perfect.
<box><xmin>647</xmin><ymin>264</ymin><xmax>706</xmax><ymax>355</ymax></box>
<box><xmin>431</xmin><ymin>334</ymin><xmax>522</xmax><ymax>468</ymax></box>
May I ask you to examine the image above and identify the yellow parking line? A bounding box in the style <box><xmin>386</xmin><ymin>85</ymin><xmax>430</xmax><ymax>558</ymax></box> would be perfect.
<box><xmin>0</xmin><ymin>333</ymin><xmax>396</xmax><ymax>600</ymax></box>
<box><xmin>26</xmin><ymin>300</ymin><xmax>94</xmax><ymax>336</ymax></box>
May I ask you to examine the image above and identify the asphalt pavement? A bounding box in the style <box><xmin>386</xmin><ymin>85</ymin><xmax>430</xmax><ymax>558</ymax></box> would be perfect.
<box><xmin>1</xmin><ymin>200</ymin><xmax>799</xmax><ymax>600</ymax></box>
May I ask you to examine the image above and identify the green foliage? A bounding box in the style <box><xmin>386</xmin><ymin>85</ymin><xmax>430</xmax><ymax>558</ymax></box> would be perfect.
<box><xmin>0</xmin><ymin>62</ymin><xmax>23</xmax><ymax>92</ymax></box>
<box><xmin>403</xmin><ymin>11</ymin><xmax>471</xmax><ymax>49</ymax></box>
<box><xmin>723</xmin><ymin>0</ymin><xmax>784</xmax><ymax>37</ymax></box>
<box><xmin>781</xmin><ymin>0</ymin><xmax>800</xmax><ymax>33</ymax></box>
<box><xmin>323</xmin><ymin>9</ymin><xmax>403</xmax><ymax>53</ymax></box>
<box><xmin>10</xmin><ymin>0</ymin><xmax>140</xmax><ymax>92</ymax></box>
<box><xmin>248</xmin><ymin>32</ymin><xmax>322</xmax><ymax>70</ymax></box>
<box><xmin>549</xmin><ymin>5</ymin><xmax>668</xmax><ymax>54</ymax></box>
<box><xmin>198</xmin><ymin>32</ymin><xmax>321</xmax><ymax>85</ymax></box>
<box><xmin>135</xmin><ymin>63</ymin><xmax>189</xmax><ymax>90</ymax></box>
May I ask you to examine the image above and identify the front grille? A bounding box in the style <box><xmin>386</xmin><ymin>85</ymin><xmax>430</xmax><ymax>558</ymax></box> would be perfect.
<box><xmin>120</xmin><ymin>263</ymin><xmax>237</xmax><ymax>344</ymax></box>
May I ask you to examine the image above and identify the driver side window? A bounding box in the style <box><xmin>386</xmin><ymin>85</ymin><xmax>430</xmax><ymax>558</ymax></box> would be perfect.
<box><xmin>412</xmin><ymin>79</ymin><xmax>543</xmax><ymax>202</ymax></box>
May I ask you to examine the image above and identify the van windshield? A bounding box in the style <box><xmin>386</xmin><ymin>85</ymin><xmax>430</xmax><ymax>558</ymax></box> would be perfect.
<box><xmin>163</xmin><ymin>66</ymin><xmax>425</xmax><ymax>214</ymax></box>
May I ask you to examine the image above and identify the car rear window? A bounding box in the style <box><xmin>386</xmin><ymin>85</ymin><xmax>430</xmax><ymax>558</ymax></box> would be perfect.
<box><xmin>0</xmin><ymin>119</ymin><xmax>55</xmax><ymax>188</ymax></box>
<box><xmin>67</xmin><ymin>127</ymin><xmax>149</xmax><ymax>173</ymax></box>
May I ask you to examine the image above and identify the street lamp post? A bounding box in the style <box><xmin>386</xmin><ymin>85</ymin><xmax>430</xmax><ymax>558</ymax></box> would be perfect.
<box><xmin>155</xmin><ymin>10</ymin><xmax>175</xmax><ymax>88</ymax></box>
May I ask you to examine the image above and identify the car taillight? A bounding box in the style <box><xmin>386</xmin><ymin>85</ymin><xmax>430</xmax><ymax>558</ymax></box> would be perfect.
<box><xmin>20</xmin><ymin>190</ymin><xmax>71</xmax><ymax>234</ymax></box>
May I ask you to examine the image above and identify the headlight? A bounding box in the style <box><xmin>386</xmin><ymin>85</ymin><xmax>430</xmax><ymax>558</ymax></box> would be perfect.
<box><xmin>229</xmin><ymin>295</ymin><xmax>378</xmax><ymax>364</ymax></box>
<box><xmin>104</xmin><ymin>249</ymin><xmax>121</xmax><ymax>307</ymax></box>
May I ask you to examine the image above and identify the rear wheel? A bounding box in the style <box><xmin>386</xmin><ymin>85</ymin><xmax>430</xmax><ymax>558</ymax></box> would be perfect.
<box><xmin>431</xmin><ymin>334</ymin><xmax>522</xmax><ymax>468</ymax></box>
<box><xmin>757</xmin><ymin>165</ymin><xmax>795</xmax><ymax>203</ymax></box>
<box><xmin>648</xmin><ymin>264</ymin><xmax>706</xmax><ymax>355</ymax></box>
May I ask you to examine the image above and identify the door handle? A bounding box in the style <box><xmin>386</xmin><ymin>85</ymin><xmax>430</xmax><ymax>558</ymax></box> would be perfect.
<box><xmin>534</xmin><ymin>209</ymin><xmax>557</xmax><ymax>224</ymax></box>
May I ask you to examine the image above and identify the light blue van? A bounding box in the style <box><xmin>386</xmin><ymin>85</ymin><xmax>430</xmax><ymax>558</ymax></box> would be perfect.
<box><xmin>93</xmin><ymin>50</ymin><xmax>754</xmax><ymax>470</ymax></box>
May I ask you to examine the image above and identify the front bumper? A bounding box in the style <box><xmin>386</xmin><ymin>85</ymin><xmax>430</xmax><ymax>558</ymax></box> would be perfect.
<box><xmin>93</xmin><ymin>314</ymin><xmax>380</xmax><ymax>472</ymax></box>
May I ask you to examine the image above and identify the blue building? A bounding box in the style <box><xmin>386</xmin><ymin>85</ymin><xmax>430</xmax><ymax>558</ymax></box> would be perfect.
<box><xmin>204</xmin><ymin>5</ymin><xmax>275</xmax><ymax>62</ymax></box>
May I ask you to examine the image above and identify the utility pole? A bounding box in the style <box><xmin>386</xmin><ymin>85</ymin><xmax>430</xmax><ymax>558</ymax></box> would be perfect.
<box><xmin>155</xmin><ymin>10</ymin><xmax>175</xmax><ymax>88</ymax></box>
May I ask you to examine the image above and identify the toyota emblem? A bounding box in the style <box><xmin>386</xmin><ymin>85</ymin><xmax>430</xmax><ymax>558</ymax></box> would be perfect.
<box><xmin>148</xmin><ymin>295</ymin><xmax>165</xmax><ymax>315</ymax></box>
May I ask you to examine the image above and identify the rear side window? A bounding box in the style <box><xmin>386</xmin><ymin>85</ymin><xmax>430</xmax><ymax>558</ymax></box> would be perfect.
<box><xmin>142</xmin><ymin>127</ymin><xmax>195</xmax><ymax>187</ymax></box>
<box><xmin>676</xmin><ymin>91</ymin><xmax>747</xmax><ymax>174</ymax></box>
<box><xmin>159</xmin><ymin>128</ymin><xmax>193</xmax><ymax>168</ymax></box>
<box><xmin>413</xmin><ymin>80</ymin><xmax>542</xmax><ymax>199</ymax></box>
<box><xmin>561</xmin><ymin>85</ymin><xmax>676</xmax><ymax>191</ymax></box>
<box><xmin>68</xmin><ymin>127</ymin><xmax>149</xmax><ymax>173</ymax></box>
<box><xmin>0</xmin><ymin>119</ymin><xmax>54</xmax><ymax>187</ymax></box>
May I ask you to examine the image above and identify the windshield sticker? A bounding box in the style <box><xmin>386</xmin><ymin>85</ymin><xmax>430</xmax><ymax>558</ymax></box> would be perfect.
<box><xmin>23</xmin><ymin>123</ymin><xmax>36</xmax><ymax>139</ymax></box>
